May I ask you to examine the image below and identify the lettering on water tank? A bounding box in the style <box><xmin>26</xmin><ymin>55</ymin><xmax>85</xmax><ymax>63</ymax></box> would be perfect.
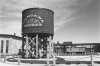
<box><xmin>23</xmin><ymin>14</ymin><xmax>44</xmax><ymax>27</ymax></box>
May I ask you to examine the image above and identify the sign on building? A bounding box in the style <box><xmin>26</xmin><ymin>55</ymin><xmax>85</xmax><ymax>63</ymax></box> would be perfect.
<box><xmin>66</xmin><ymin>47</ymin><xmax>85</xmax><ymax>52</ymax></box>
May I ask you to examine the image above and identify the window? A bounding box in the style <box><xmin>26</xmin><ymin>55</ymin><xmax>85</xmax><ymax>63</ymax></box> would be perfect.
<box><xmin>1</xmin><ymin>40</ymin><xmax>4</xmax><ymax>53</ymax></box>
<box><xmin>6</xmin><ymin>40</ymin><xmax>9</xmax><ymax>53</ymax></box>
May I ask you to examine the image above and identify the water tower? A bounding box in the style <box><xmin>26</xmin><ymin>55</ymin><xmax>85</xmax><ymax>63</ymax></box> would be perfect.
<box><xmin>21</xmin><ymin>8</ymin><xmax>54</xmax><ymax>58</ymax></box>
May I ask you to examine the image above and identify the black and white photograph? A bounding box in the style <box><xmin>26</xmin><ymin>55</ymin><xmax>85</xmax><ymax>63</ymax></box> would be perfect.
<box><xmin>0</xmin><ymin>0</ymin><xmax>100</xmax><ymax>66</ymax></box>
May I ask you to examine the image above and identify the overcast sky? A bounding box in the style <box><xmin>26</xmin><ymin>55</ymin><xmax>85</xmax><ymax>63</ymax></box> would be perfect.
<box><xmin>0</xmin><ymin>0</ymin><xmax>100</xmax><ymax>43</ymax></box>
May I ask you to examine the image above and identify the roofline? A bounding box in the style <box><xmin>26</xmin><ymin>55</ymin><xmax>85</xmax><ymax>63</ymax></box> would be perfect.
<box><xmin>0</xmin><ymin>34</ymin><xmax>22</xmax><ymax>40</ymax></box>
<box><xmin>73</xmin><ymin>43</ymin><xmax>100</xmax><ymax>45</ymax></box>
<box><xmin>54</xmin><ymin>43</ymin><xmax>100</xmax><ymax>46</ymax></box>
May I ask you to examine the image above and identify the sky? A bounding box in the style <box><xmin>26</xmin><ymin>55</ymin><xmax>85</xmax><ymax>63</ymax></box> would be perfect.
<box><xmin>0</xmin><ymin>0</ymin><xmax>100</xmax><ymax>43</ymax></box>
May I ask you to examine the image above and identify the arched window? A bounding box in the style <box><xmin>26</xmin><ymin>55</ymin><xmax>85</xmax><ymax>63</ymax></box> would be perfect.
<box><xmin>1</xmin><ymin>40</ymin><xmax>4</xmax><ymax>53</ymax></box>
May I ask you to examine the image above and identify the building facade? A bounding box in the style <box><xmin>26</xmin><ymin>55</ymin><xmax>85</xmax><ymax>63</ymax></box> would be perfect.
<box><xmin>0</xmin><ymin>34</ymin><xmax>22</xmax><ymax>55</ymax></box>
<box><xmin>54</xmin><ymin>42</ymin><xmax>100</xmax><ymax>55</ymax></box>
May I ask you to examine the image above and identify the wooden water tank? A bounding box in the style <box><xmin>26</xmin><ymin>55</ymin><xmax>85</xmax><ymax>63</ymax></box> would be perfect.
<box><xmin>22</xmin><ymin>8</ymin><xmax>54</xmax><ymax>35</ymax></box>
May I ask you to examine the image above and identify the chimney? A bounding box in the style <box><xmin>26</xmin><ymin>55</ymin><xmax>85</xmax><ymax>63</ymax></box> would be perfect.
<box><xmin>14</xmin><ymin>33</ymin><xmax>16</xmax><ymax>36</ymax></box>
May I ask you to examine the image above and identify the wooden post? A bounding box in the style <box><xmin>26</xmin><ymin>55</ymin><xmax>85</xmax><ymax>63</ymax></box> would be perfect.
<box><xmin>47</xmin><ymin>51</ymin><xmax>49</xmax><ymax>66</ymax></box>
<box><xmin>53</xmin><ymin>53</ymin><xmax>56</xmax><ymax>66</ymax></box>
<box><xmin>22</xmin><ymin>35</ymin><xmax>24</xmax><ymax>58</ymax></box>
<box><xmin>51</xmin><ymin>38</ymin><xmax>53</xmax><ymax>57</ymax></box>
<box><xmin>4</xmin><ymin>54</ymin><xmax>6</xmax><ymax>63</ymax></box>
<box><xmin>12</xmin><ymin>54</ymin><xmax>15</xmax><ymax>60</ymax></box>
<box><xmin>49</xmin><ymin>35</ymin><xmax>51</xmax><ymax>58</ymax></box>
<box><xmin>47</xmin><ymin>41</ymin><xmax>49</xmax><ymax>66</ymax></box>
<box><xmin>18</xmin><ymin>55</ymin><xmax>20</xmax><ymax>65</ymax></box>
<box><xmin>36</xmin><ymin>34</ymin><xmax>38</xmax><ymax>58</ymax></box>
<box><xmin>91</xmin><ymin>55</ymin><xmax>94</xmax><ymax>66</ymax></box>
<box><xmin>26</xmin><ymin>35</ymin><xmax>28</xmax><ymax>58</ymax></box>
